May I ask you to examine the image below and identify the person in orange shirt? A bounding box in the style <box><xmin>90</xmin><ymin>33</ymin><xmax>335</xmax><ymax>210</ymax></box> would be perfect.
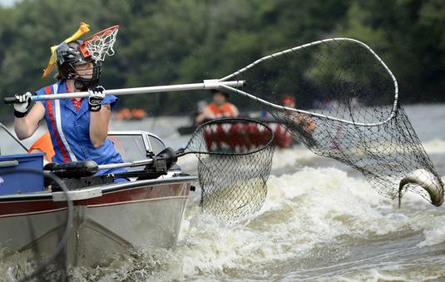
<box><xmin>281</xmin><ymin>95</ymin><xmax>318</xmax><ymax>147</ymax></box>
<box><xmin>28</xmin><ymin>131</ymin><xmax>55</xmax><ymax>162</ymax></box>
<box><xmin>195</xmin><ymin>90</ymin><xmax>239</xmax><ymax>125</ymax></box>
<box><xmin>282</xmin><ymin>95</ymin><xmax>315</xmax><ymax>133</ymax></box>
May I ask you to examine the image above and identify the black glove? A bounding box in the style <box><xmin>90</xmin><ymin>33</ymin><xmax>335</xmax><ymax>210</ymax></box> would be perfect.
<box><xmin>13</xmin><ymin>92</ymin><xmax>32</xmax><ymax>118</ymax></box>
<box><xmin>88</xmin><ymin>86</ymin><xmax>105</xmax><ymax>112</ymax></box>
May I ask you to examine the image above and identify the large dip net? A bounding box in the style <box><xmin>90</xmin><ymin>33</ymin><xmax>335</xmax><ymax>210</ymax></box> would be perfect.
<box><xmin>219</xmin><ymin>38</ymin><xmax>444</xmax><ymax>206</ymax></box>
<box><xmin>178</xmin><ymin>118</ymin><xmax>275</xmax><ymax>222</ymax></box>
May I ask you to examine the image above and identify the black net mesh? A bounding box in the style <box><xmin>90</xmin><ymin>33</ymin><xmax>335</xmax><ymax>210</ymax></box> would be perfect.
<box><xmin>180</xmin><ymin>118</ymin><xmax>275</xmax><ymax>221</ymax></box>
<box><xmin>221</xmin><ymin>38</ymin><xmax>444</xmax><ymax>206</ymax></box>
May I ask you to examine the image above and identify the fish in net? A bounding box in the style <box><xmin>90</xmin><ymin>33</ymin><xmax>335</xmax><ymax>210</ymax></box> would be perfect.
<box><xmin>219</xmin><ymin>38</ymin><xmax>444</xmax><ymax>206</ymax></box>
<box><xmin>178</xmin><ymin>118</ymin><xmax>275</xmax><ymax>222</ymax></box>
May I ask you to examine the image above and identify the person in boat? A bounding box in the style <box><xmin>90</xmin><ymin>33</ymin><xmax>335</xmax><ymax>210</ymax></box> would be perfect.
<box><xmin>282</xmin><ymin>95</ymin><xmax>315</xmax><ymax>133</ymax></box>
<box><xmin>195</xmin><ymin>89</ymin><xmax>239</xmax><ymax>125</ymax></box>
<box><xmin>12</xmin><ymin>27</ymin><xmax>126</xmax><ymax>180</ymax></box>
<box><xmin>281</xmin><ymin>95</ymin><xmax>318</xmax><ymax>147</ymax></box>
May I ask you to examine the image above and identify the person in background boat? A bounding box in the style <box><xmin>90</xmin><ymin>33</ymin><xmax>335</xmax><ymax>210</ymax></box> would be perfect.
<box><xmin>114</xmin><ymin>108</ymin><xmax>147</xmax><ymax>120</ymax></box>
<box><xmin>28</xmin><ymin>131</ymin><xmax>55</xmax><ymax>163</ymax></box>
<box><xmin>197</xmin><ymin>100</ymin><xmax>208</xmax><ymax>116</ymax></box>
<box><xmin>282</xmin><ymin>95</ymin><xmax>315</xmax><ymax>134</ymax></box>
<box><xmin>195</xmin><ymin>90</ymin><xmax>239</xmax><ymax>125</ymax></box>
<box><xmin>281</xmin><ymin>95</ymin><xmax>318</xmax><ymax>148</ymax></box>
<box><xmin>12</xmin><ymin>29</ymin><xmax>126</xmax><ymax>180</ymax></box>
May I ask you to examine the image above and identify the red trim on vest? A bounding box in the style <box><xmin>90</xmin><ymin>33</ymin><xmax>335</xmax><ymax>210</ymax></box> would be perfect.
<box><xmin>66</xmin><ymin>82</ymin><xmax>82</xmax><ymax>112</ymax></box>
<box><xmin>45</xmin><ymin>86</ymin><xmax>70</xmax><ymax>163</ymax></box>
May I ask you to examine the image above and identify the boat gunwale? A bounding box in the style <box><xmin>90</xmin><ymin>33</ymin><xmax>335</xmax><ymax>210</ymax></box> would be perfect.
<box><xmin>0</xmin><ymin>175</ymin><xmax>197</xmax><ymax>203</ymax></box>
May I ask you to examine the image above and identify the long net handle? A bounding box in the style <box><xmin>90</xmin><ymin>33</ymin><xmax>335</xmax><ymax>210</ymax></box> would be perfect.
<box><xmin>3</xmin><ymin>80</ymin><xmax>245</xmax><ymax>103</ymax></box>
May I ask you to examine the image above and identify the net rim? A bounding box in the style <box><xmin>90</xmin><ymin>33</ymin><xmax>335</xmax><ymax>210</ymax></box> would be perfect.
<box><xmin>79</xmin><ymin>25</ymin><xmax>119</xmax><ymax>61</ymax></box>
<box><xmin>83</xmin><ymin>25</ymin><xmax>120</xmax><ymax>43</ymax></box>
<box><xmin>219</xmin><ymin>38</ymin><xmax>400</xmax><ymax>127</ymax></box>
<box><xmin>183</xmin><ymin>118</ymin><xmax>275</xmax><ymax>156</ymax></box>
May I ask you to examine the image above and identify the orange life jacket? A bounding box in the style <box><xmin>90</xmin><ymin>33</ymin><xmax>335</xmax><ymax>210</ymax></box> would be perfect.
<box><xmin>28</xmin><ymin>131</ymin><xmax>55</xmax><ymax>162</ymax></box>
<box><xmin>206</xmin><ymin>102</ymin><xmax>237</xmax><ymax>118</ymax></box>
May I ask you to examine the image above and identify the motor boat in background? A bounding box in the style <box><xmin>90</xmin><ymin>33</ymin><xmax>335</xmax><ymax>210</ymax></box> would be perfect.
<box><xmin>178</xmin><ymin>116</ymin><xmax>295</xmax><ymax>149</ymax></box>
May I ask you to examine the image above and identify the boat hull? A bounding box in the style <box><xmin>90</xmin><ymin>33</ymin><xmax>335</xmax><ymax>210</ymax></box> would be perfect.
<box><xmin>178</xmin><ymin>120</ymin><xmax>294</xmax><ymax>148</ymax></box>
<box><xmin>0</xmin><ymin>176</ymin><xmax>196</xmax><ymax>267</ymax></box>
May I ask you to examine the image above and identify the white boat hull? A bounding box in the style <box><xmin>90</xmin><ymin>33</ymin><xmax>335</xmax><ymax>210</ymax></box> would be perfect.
<box><xmin>0</xmin><ymin>176</ymin><xmax>196</xmax><ymax>267</ymax></box>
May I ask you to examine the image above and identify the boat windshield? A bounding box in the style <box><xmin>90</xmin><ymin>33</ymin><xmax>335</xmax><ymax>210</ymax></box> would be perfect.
<box><xmin>148</xmin><ymin>135</ymin><xmax>165</xmax><ymax>155</ymax></box>
<box><xmin>0</xmin><ymin>123</ymin><xmax>28</xmax><ymax>155</ymax></box>
<box><xmin>108</xmin><ymin>135</ymin><xmax>147</xmax><ymax>162</ymax></box>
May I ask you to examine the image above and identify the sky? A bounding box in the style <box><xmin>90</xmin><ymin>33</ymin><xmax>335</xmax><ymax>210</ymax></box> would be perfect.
<box><xmin>0</xmin><ymin>0</ymin><xmax>18</xmax><ymax>7</ymax></box>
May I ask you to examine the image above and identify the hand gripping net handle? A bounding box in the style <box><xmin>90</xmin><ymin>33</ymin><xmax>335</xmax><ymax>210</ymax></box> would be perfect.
<box><xmin>79</xmin><ymin>25</ymin><xmax>119</xmax><ymax>62</ymax></box>
<box><xmin>180</xmin><ymin>118</ymin><xmax>275</xmax><ymax>222</ymax></box>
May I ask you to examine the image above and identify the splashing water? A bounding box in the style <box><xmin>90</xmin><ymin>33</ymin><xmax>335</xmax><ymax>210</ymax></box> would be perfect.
<box><xmin>1</xmin><ymin>105</ymin><xmax>445</xmax><ymax>281</ymax></box>
<box><xmin>11</xmin><ymin>166</ymin><xmax>438</xmax><ymax>282</ymax></box>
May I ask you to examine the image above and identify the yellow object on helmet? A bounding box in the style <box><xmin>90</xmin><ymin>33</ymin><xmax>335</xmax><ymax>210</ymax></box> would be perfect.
<box><xmin>42</xmin><ymin>22</ymin><xmax>90</xmax><ymax>79</ymax></box>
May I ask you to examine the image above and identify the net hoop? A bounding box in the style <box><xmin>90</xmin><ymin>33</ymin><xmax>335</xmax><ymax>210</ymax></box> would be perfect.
<box><xmin>181</xmin><ymin>118</ymin><xmax>275</xmax><ymax>222</ymax></box>
<box><xmin>181</xmin><ymin>118</ymin><xmax>275</xmax><ymax>156</ymax></box>
<box><xmin>79</xmin><ymin>25</ymin><xmax>119</xmax><ymax>62</ymax></box>
<box><xmin>219</xmin><ymin>38</ymin><xmax>399</xmax><ymax>127</ymax></box>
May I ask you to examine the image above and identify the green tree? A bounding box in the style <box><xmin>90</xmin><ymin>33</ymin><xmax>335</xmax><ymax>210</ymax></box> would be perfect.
<box><xmin>0</xmin><ymin>0</ymin><xmax>443</xmax><ymax>121</ymax></box>
<box><xmin>338</xmin><ymin>0</ymin><xmax>445</xmax><ymax>103</ymax></box>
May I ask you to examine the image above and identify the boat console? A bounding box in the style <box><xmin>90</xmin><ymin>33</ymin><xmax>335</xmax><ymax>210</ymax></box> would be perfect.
<box><xmin>108</xmin><ymin>130</ymin><xmax>167</xmax><ymax>162</ymax></box>
<box><xmin>45</xmin><ymin>131</ymin><xmax>185</xmax><ymax>190</ymax></box>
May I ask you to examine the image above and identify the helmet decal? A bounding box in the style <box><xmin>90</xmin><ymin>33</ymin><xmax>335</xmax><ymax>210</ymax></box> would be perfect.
<box><xmin>42</xmin><ymin>22</ymin><xmax>90</xmax><ymax>79</ymax></box>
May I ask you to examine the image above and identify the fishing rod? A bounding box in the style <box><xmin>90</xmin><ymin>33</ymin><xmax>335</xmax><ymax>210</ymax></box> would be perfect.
<box><xmin>45</xmin><ymin>152</ymin><xmax>158</xmax><ymax>178</ymax></box>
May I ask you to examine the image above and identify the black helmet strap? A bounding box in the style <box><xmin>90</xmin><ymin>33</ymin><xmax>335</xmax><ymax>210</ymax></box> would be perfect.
<box><xmin>73</xmin><ymin>61</ymin><xmax>102</xmax><ymax>91</ymax></box>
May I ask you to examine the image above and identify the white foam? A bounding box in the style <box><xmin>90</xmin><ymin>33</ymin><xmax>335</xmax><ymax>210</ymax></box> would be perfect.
<box><xmin>177</xmin><ymin>153</ymin><xmax>198</xmax><ymax>173</ymax></box>
<box><xmin>258</xmin><ymin>168</ymin><xmax>411</xmax><ymax>237</ymax></box>
<box><xmin>423</xmin><ymin>139</ymin><xmax>445</xmax><ymax>154</ymax></box>
<box><xmin>2</xmin><ymin>155</ymin><xmax>444</xmax><ymax>281</ymax></box>
<box><xmin>168</xmin><ymin>167</ymin><xmax>434</xmax><ymax>279</ymax></box>
<box><xmin>271</xmin><ymin>147</ymin><xmax>319</xmax><ymax>170</ymax></box>
<box><xmin>417</xmin><ymin>215</ymin><xmax>445</xmax><ymax>247</ymax></box>
<box><xmin>323</xmin><ymin>268</ymin><xmax>438</xmax><ymax>282</ymax></box>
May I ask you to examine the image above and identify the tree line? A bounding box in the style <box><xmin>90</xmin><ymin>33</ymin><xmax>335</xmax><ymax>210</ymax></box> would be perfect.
<box><xmin>0</xmin><ymin>0</ymin><xmax>443</xmax><ymax>121</ymax></box>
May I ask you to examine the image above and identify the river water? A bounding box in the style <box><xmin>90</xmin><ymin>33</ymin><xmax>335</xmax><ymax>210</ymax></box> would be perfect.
<box><xmin>1</xmin><ymin>104</ymin><xmax>445</xmax><ymax>281</ymax></box>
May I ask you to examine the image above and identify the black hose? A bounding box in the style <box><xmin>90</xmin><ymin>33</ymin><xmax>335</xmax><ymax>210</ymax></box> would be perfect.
<box><xmin>0</xmin><ymin>169</ymin><xmax>73</xmax><ymax>282</ymax></box>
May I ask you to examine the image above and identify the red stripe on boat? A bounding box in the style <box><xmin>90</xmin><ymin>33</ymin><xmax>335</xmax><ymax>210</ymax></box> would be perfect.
<box><xmin>0</xmin><ymin>184</ymin><xmax>190</xmax><ymax>217</ymax></box>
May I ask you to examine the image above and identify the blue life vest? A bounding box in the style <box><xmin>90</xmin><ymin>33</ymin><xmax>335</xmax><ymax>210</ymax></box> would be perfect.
<box><xmin>36</xmin><ymin>80</ymin><xmax>126</xmax><ymax>176</ymax></box>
